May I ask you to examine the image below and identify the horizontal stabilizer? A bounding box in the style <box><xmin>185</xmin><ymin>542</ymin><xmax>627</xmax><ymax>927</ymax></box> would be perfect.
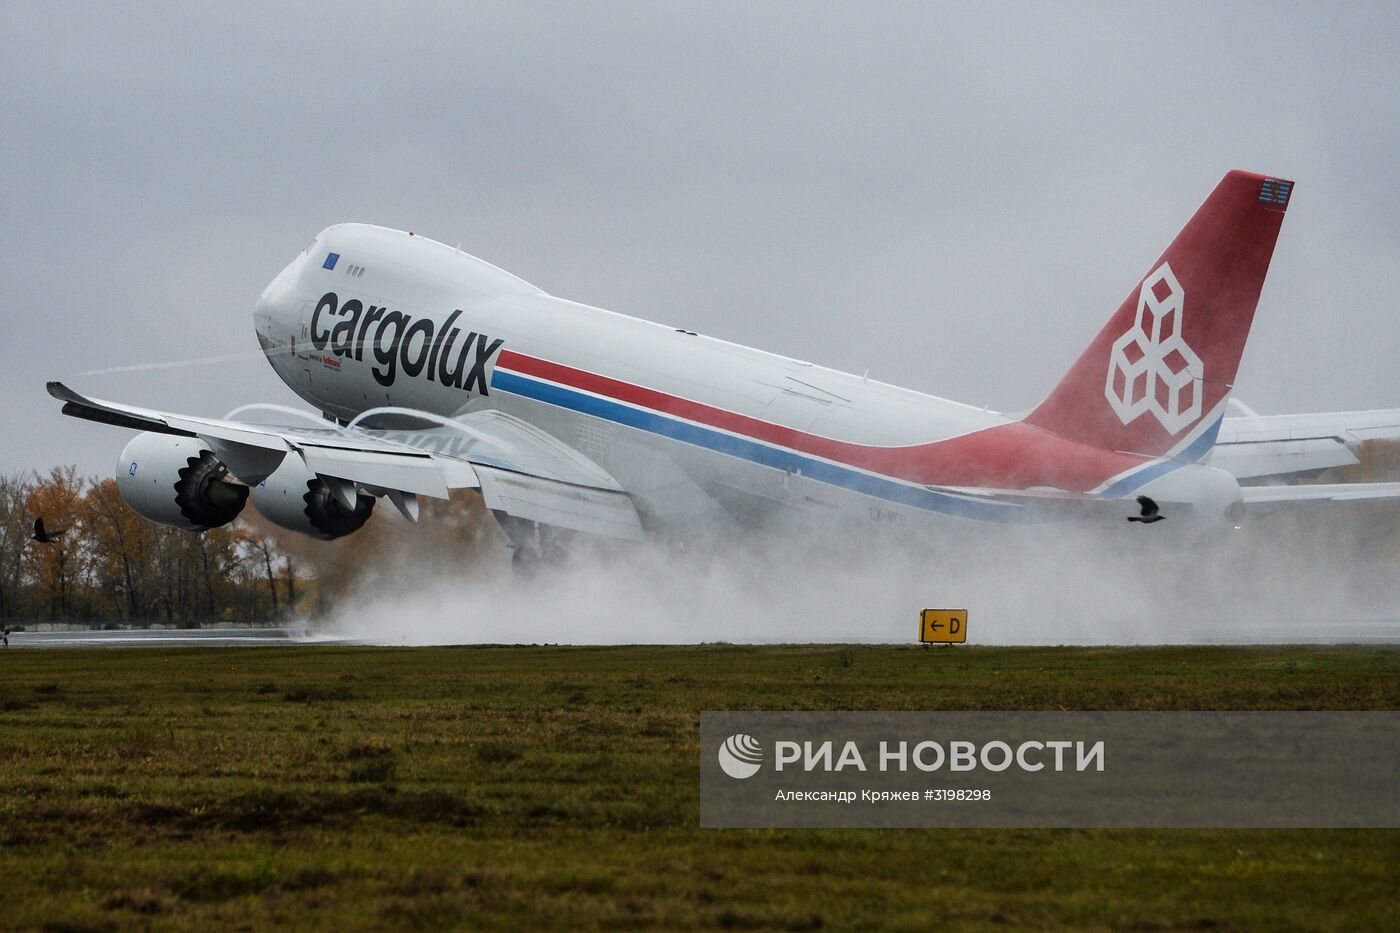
<box><xmin>1209</xmin><ymin>438</ymin><xmax>1359</xmax><ymax>480</ymax></box>
<box><xmin>1214</xmin><ymin>408</ymin><xmax>1400</xmax><ymax>480</ymax></box>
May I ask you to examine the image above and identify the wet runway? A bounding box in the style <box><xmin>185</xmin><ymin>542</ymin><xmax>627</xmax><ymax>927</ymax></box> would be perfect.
<box><xmin>3</xmin><ymin>627</ymin><xmax>337</xmax><ymax>648</ymax></box>
<box><xmin>1175</xmin><ymin>617</ymin><xmax>1400</xmax><ymax>645</ymax></box>
<box><xmin>3</xmin><ymin>619</ymin><xmax>1399</xmax><ymax>647</ymax></box>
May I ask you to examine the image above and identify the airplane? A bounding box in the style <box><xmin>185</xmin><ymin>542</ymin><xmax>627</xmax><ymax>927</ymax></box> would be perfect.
<box><xmin>47</xmin><ymin>170</ymin><xmax>1400</xmax><ymax>568</ymax></box>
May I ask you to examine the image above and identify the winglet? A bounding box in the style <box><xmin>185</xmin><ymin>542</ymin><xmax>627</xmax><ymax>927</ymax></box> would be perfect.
<box><xmin>46</xmin><ymin>381</ymin><xmax>86</xmax><ymax>404</ymax></box>
<box><xmin>47</xmin><ymin>381</ymin><xmax>194</xmax><ymax>436</ymax></box>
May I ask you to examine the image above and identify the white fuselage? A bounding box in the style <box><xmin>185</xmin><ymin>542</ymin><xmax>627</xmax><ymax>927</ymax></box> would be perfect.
<box><xmin>254</xmin><ymin>224</ymin><xmax>1238</xmax><ymax>534</ymax></box>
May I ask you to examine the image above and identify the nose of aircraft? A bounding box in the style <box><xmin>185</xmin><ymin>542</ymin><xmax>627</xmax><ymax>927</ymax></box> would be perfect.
<box><xmin>253</xmin><ymin>289</ymin><xmax>275</xmax><ymax>353</ymax></box>
<box><xmin>253</xmin><ymin>251</ymin><xmax>304</xmax><ymax>355</ymax></box>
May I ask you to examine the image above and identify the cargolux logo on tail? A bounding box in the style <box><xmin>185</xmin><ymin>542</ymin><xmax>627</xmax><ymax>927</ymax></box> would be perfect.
<box><xmin>718</xmin><ymin>733</ymin><xmax>763</xmax><ymax>779</ymax></box>
<box><xmin>1104</xmin><ymin>262</ymin><xmax>1203</xmax><ymax>434</ymax></box>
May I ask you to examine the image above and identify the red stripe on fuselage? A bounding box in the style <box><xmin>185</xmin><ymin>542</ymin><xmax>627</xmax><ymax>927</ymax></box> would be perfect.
<box><xmin>496</xmin><ymin>350</ymin><xmax>1151</xmax><ymax>492</ymax></box>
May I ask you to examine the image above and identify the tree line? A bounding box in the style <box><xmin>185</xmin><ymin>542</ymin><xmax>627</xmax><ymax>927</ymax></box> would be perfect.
<box><xmin>0</xmin><ymin>465</ymin><xmax>504</xmax><ymax>628</ymax></box>
<box><xmin>6</xmin><ymin>442</ymin><xmax>1400</xmax><ymax>628</ymax></box>
<box><xmin>0</xmin><ymin>468</ymin><xmax>296</xmax><ymax>626</ymax></box>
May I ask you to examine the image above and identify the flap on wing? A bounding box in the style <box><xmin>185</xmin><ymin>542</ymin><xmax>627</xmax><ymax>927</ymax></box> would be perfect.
<box><xmin>202</xmin><ymin>438</ymin><xmax>290</xmax><ymax>485</ymax></box>
<box><xmin>1345</xmin><ymin>424</ymin><xmax>1400</xmax><ymax>442</ymax></box>
<box><xmin>477</xmin><ymin>465</ymin><xmax>644</xmax><ymax>541</ymax></box>
<box><xmin>297</xmin><ymin>443</ymin><xmax>450</xmax><ymax>499</ymax></box>
<box><xmin>1241</xmin><ymin>482</ymin><xmax>1400</xmax><ymax>507</ymax></box>
<box><xmin>1209</xmin><ymin>437</ymin><xmax>1358</xmax><ymax>480</ymax></box>
<box><xmin>358</xmin><ymin>408</ymin><xmax>622</xmax><ymax>491</ymax></box>
<box><xmin>429</xmin><ymin>454</ymin><xmax>482</xmax><ymax>491</ymax></box>
<box><xmin>1220</xmin><ymin>409</ymin><xmax>1400</xmax><ymax>446</ymax></box>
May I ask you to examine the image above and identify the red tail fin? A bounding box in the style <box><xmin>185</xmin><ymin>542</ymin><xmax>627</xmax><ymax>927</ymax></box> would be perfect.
<box><xmin>1024</xmin><ymin>170</ymin><xmax>1291</xmax><ymax>459</ymax></box>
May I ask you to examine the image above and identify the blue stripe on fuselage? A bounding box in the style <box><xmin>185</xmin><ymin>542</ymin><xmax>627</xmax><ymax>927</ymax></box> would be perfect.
<box><xmin>490</xmin><ymin>367</ymin><xmax>1190</xmax><ymax>523</ymax></box>
<box><xmin>492</xmin><ymin>369</ymin><xmax>1034</xmax><ymax>522</ymax></box>
<box><xmin>1096</xmin><ymin>416</ymin><xmax>1222</xmax><ymax>498</ymax></box>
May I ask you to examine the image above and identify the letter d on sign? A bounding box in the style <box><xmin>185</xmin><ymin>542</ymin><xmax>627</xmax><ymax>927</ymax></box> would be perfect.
<box><xmin>919</xmin><ymin>609</ymin><xmax>968</xmax><ymax>644</ymax></box>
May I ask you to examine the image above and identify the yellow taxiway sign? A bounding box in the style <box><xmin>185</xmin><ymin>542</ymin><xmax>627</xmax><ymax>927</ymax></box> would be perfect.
<box><xmin>920</xmin><ymin>609</ymin><xmax>967</xmax><ymax>644</ymax></box>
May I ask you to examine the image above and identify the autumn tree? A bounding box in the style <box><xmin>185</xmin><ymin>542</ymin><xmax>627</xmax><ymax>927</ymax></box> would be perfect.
<box><xmin>83</xmin><ymin>478</ymin><xmax>152</xmax><ymax>619</ymax></box>
<box><xmin>24</xmin><ymin>467</ymin><xmax>90</xmax><ymax>618</ymax></box>
<box><xmin>0</xmin><ymin>473</ymin><xmax>33</xmax><ymax>619</ymax></box>
<box><xmin>235</xmin><ymin>524</ymin><xmax>292</xmax><ymax>618</ymax></box>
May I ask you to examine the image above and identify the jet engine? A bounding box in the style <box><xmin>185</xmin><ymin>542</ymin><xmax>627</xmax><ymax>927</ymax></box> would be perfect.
<box><xmin>1129</xmin><ymin>461</ymin><xmax>1247</xmax><ymax>543</ymax></box>
<box><xmin>117</xmin><ymin>433</ymin><xmax>248</xmax><ymax>531</ymax></box>
<box><xmin>248</xmin><ymin>455</ymin><xmax>374</xmax><ymax>540</ymax></box>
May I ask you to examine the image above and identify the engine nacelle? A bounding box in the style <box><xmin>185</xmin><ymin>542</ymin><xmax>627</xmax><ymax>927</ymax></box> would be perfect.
<box><xmin>249</xmin><ymin>455</ymin><xmax>374</xmax><ymax>540</ymax></box>
<box><xmin>117</xmin><ymin>433</ymin><xmax>249</xmax><ymax>531</ymax></box>
<box><xmin>1135</xmin><ymin>462</ymin><xmax>1246</xmax><ymax>539</ymax></box>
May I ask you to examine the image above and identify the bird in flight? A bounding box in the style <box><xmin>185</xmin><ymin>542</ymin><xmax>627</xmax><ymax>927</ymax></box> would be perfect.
<box><xmin>32</xmin><ymin>517</ymin><xmax>69</xmax><ymax>544</ymax></box>
<box><xmin>1127</xmin><ymin>495</ymin><xmax>1164</xmax><ymax>524</ymax></box>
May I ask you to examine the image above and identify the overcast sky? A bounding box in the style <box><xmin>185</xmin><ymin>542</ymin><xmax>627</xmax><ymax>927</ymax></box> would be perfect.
<box><xmin>3</xmin><ymin>2</ymin><xmax>1398</xmax><ymax>478</ymax></box>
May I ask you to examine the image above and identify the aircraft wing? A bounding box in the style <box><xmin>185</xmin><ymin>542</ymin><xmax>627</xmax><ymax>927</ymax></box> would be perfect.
<box><xmin>1213</xmin><ymin>409</ymin><xmax>1400</xmax><ymax>479</ymax></box>
<box><xmin>936</xmin><ymin>479</ymin><xmax>1400</xmax><ymax>520</ymax></box>
<box><xmin>47</xmin><ymin>382</ymin><xmax>644</xmax><ymax>541</ymax></box>
<box><xmin>1240</xmin><ymin>482</ymin><xmax>1400</xmax><ymax>509</ymax></box>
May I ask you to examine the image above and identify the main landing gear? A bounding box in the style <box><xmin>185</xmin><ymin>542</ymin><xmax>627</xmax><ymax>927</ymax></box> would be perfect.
<box><xmin>495</xmin><ymin>513</ymin><xmax>571</xmax><ymax>577</ymax></box>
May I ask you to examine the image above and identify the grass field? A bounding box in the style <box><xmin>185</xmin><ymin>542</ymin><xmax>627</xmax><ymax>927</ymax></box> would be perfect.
<box><xmin>2</xmin><ymin>644</ymin><xmax>1398</xmax><ymax>930</ymax></box>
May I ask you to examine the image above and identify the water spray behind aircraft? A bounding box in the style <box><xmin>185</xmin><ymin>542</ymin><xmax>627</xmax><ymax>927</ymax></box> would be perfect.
<box><xmin>291</xmin><ymin>446</ymin><xmax>1400</xmax><ymax>646</ymax></box>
